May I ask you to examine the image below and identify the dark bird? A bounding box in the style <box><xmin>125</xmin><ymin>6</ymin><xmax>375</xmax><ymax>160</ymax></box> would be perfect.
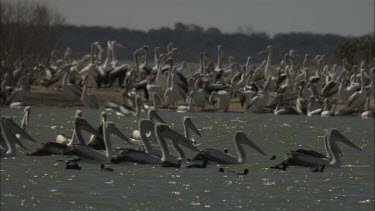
<box><xmin>218</xmin><ymin>167</ymin><xmax>225</xmax><ymax>172</ymax></box>
<box><xmin>101</xmin><ymin>164</ymin><xmax>114</xmax><ymax>171</ymax></box>
<box><xmin>57</xmin><ymin>158</ymin><xmax>82</xmax><ymax>170</ymax></box>
<box><xmin>161</xmin><ymin>160</ymin><xmax>181</xmax><ymax>168</ymax></box>
<box><xmin>310</xmin><ymin>165</ymin><xmax>325</xmax><ymax>172</ymax></box>
<box><xmin>270</xmin><ymin>155</ymin><xmax>276</xmax><ymax>160</ymax></box>
<box><xmin>229</xmin><ymin>169</ymin><xmax>249</xmax><ymax>175</ymax></box>
<box><xmin>186</xmin><ymin>160</ymin><xmax>208</xmax><ymax>168</ymax></box>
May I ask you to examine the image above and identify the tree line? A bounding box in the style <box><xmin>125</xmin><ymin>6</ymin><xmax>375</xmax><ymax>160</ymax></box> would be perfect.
<box><xmin>56</xmin><ymin>22</ymin><xmax>372</xmax><ymax>65</ymax></box>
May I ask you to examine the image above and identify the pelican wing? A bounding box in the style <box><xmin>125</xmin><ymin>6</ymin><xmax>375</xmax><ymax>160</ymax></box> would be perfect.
<box><xmin>292</xmin><ymin>149</ymin><xmax>327</xmax><ymax>158</ymax></box>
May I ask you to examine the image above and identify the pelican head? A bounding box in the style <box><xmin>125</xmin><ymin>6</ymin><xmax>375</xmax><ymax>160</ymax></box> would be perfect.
<box><xmin>75</xmin><ymin>110</ymin><xmax>83</xmax><ymax>118</ymax></box>
<box><xmin>155</xmin><ymin>123</ymin><xmax>199</xmax><ymax>152</ymax></box>
<box><xmin>258</xmin><ymin>45</ymin><xmax>272</xmax><ymax>55</ymax></box>
<box><xmin>183</xmin><ymin>116</ymin><xmax>201</xmax><ymax>137</ymax></box>
<box><xmin>104</xmin><ymin>122</ymin><xmax>131</xmax><ymax>144</ymax></box>
<box><xmin>1</xmin><ymin>117</ymin><xmax>37</xmax><ymax>150</ymax></box>
<box><xmin>326</xmin><ymin>129</ymin><xmax>362</xmax><ymax>151</ymax></box>
<box><xmin>101</xmin><ymin>111</ymin><xmax>107</xmax><ymax>122</ymax></box>
<box><xmin>148</xmin><ymin>109</ymin><xmax>166</xmax><ymax>123</ymax></box>
<box><xmin>235</xmin><ymin>131</ymin><xmax>267</xmax><ymax>156</ymax></box>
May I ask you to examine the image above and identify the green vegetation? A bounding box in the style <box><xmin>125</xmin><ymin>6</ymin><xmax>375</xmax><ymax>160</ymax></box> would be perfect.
<box><xmin>335</xmin><ymin>33</ymin><xmax>375</xmax><ymax>64</ymax></box>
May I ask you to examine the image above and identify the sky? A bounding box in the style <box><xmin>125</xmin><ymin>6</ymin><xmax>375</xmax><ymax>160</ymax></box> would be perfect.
<box><xmin>40</xmin><ymin>0</ymin><xmax>373</xmax><ymax>36</ymax></box>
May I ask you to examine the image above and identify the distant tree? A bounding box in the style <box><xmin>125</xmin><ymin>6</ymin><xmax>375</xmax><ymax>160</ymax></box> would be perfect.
<box><xmin>206</xmin><ymin>27</ymin><xmax>221</xmax><ymax>35</ymax></box>
<box><xmin>0</xmin><ymin>0</ymin><xmax>65</xmax><ymax>75</ymax></box>
<box><xmin>335</xmin><ymin>33</ymin><xmax>375</xmax><ymax>64</ymax></box>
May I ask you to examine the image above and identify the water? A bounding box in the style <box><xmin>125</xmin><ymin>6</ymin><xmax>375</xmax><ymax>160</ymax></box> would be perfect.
<box><xmin>1</xmin><ymin>107</ymin><xmax>374</xmax><ymax>210</ymax></box>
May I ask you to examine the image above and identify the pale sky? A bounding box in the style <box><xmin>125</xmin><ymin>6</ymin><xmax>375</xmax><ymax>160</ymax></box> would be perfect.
<box><xmin>41</xmin><ymin>0</ymin><xmax>373</xmax><ymax>36</ymax></box>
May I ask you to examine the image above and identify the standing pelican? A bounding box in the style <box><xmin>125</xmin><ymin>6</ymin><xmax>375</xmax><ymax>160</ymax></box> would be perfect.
<box><xmin>81</xmin><ymin>74</ymin><xmax>99</xmax><ymax>109</ymax></box>
<box><xmin>190</xmin><ymin>131</ymin><xmax>267</xmax><ymax>164</ymax></box>
<box><xmin>209</xmin><ymin>90</ymin><xmax>231</xmax><ymax>112</ymax></box>
<box><xmin>247</xmin><ymin>78</ymin><xmax>271</xmax><ymax>113</ymax></box>
<box><xmin>347</xmin><ymin>69</ymin><xmax>367</xmax><ymax>111</ymax></box>
<box><xmin>62</xmin><ymin>64</ymin><xmax>82</xmax><ymax>101</ymax></box>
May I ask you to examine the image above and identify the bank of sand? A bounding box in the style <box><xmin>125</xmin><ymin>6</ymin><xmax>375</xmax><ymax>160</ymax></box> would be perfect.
<box><xmin>2</xmin><ymin>86</ymin><xmax>357</xmax><ymax>113</ymax></box>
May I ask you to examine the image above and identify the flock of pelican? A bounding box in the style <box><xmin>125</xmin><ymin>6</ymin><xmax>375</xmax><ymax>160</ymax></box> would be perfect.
<box><xmin>1</xmin><ymin>106</ymin><xmax>363</xmax><ymax>172</ymax></box>
<box><xmin>1</xmin><ymin>42</ymin><xmax>374</xmax><ymax>118</ymax></box>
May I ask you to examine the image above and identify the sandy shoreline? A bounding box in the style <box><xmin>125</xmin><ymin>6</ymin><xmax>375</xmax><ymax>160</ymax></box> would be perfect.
<box><xmin>1</xmin><ymin>86</ymin><xmax>365</xmax><ymax>114</ymax></box>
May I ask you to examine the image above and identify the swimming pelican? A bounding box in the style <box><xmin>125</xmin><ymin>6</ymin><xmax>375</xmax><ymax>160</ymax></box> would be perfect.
<box><xmin>273</xmin><ymin>129</ymin><xmax>361</xmax><ymax>168</ymax></box>
<box><xmin>1</xmin><ymin>117</ymin><xmax>37</xmax><ymax>158</ymax></box>
<box><xmin>27</xmin><ymin>112</ymin><xmax>100</xmax><ymax>156</ymax></box>
<box><xmin>63</xmin><ymin>120</ymin><xmax>131</xmax><ymax>162</ymax></box>
<box><xmin>55</xmin><ymin>110</ymin><xmax>83</xmax><ymax>145</ymax></box>
<box><xmin>182</xmin><ymin>116</ymin><xmax>202</xmax><ymax>144</ymax></box>
<box><xmin>190</xmin><ymin>131</ymin><xmax>267</xmax><ymax>164</ymax></box>
<box><xmin>111</xmin><ymin>119</ymin><xmax>161</xmax><ymax>164</ymax></box>
<box><xmin>155</xmin><ymin>123</ymin><xmax>200</xmax><ymax>166</ymax></box>
<box><xmin>130</xmin><ymin>108</ymin><xmax>165</xmax><ymax>142</ymax></box>
<box><xmin>81</xmin><ymin>74</ymin><xmax>99</xmax><ymax>109</ymax></box>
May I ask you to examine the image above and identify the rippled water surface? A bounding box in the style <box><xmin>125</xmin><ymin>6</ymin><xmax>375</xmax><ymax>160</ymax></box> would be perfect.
<box><xmin>1</xmin><ymin>107</ymin><xmax>374</xmax><ymax>210</ymax></box>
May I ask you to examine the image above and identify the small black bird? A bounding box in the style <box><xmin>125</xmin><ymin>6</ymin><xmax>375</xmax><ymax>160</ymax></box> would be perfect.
<box><xmin>161</xmin><ymin>160</ymin><xmax>182</xmax><ymax>168</ymax></box>
<box><xmin>310</xmin><ymin>165</ymin><xmax>325</xmax><ymax>172</ymax></box>
<box><xmin>229</xmin><ymin>169</ymin><xmax>249</xmax><ymax>175</ymax></box>
<box><xmin>186</xmin><ymin>160</ymin><xmax>208</xmax><ymax>168</ymax></box>
<box><xmin>223</xmin><ymin>148</ymin><xmax>228</xmax><ymax>153</ymax></box>
<box><xmin>57</xmin><ymin>158</ymin><xmax>81</xmax><ymax>170</ymax></box>
<box><xmin>270</xmin><ymin>155</ymin><xmax>276</xmax><ymax>160</ymax></box>
<box><xmin>101</xmin><ymin>164</ymin><xmax>114</xmax><ymax>171</ymax></box>
<box><xmin>218</xmin><ymin>167</ymin><xmax>225</xmax><ymax>172</ymax></box>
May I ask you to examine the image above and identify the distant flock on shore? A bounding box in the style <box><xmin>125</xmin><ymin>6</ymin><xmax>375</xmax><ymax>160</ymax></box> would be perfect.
<box><xmin>1</xmin><ymin>42</ymin><xmax>374</xmax><ymax>118</ymax></box>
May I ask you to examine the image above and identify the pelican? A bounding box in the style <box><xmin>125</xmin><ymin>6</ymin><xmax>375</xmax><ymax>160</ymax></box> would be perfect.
<box><xmin>307</xmin><ymin>95</ymin><xmax>323</xmax><ymax>116</ymax></box>
<box><xmin>182</xmin><ymin>116</ymin><xmax>202</xmax><ymax>144</ymax></box>
<box><xmin>130</xmin><ymin>108</ymin><xmax>165</xmax><ymax>142</ymax></box>
<box><xmin>361</xmin><ymin>98</ymin><xmax>374</xmax><ymax>118</ymax></box>
<box><xmin>111</xmin><ymin>119</ymin><xmax>161</xmax><ymax>164</ymax></box>
<box><xmin>1</xmin><ymin>117</ymin><xmax>37</xmax><ymax>158</ymax></box>
<box><xmin>62</xmin><ymin>64</ymin><xmax>82</xmax><ymax>101</ymax></box>
<box><xmin>27</xmin><ymin>112</ymin><xmax>100</xmax><ymax>156</ymax></box>
<box><xmin>347</xmin><ymin>69</ymin><xmax>367</xmax><ymax>110</ymax></box>
<box><xmin>258</xmin><ymin>45</ymin><xmax>275</xmax><ymax>79</ymax></box>
<box><xmin>209</xmin><ymin>90</ymin><xmax>231</xmax><ymax>112</ymax></box>
<box><xmin>273</xmin><ymin>94</ymin><xmax>298</xmax><ymax>115</ymax></box>
<box><xmin>55</xmin><ymin>110</ymin><xmax>83</xmax><ymax>145</ymax></box>
<box><xmin>273</xmin><ymin>129</ymin><xmax>361</xmax><ymax>168</ymax></box>
<box><xmin>190</xmin><ymin>131</ymin><xmax>267</xmax><ymax>164</ymax></box>
<box><xmin>155</xmin><ymin>123</ymin><xmax>200</xmax><ymax>165</ymax></box>
<box><xmin>87</xmin><ymin>112</ymin><xmax>109</xmax><ymax>150</ymax></box>
<box><xmin>247</xmin><ymin>78</ymin><xmax>271</xmax><ymax>113</ymax></box>
<box><xmin>63</xmin><ymin>120</ymin><xmax>131</xmax><ymax>163</ymax></box>
<box><xmin>321</xmin><ymin>98</ymin><xmax>337</xmax><ymax>117</ymax></box>
<box><xmin>81</xmin><ymin>74</ymin><xmax>99</xmax><ymax>109</ymax></box>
